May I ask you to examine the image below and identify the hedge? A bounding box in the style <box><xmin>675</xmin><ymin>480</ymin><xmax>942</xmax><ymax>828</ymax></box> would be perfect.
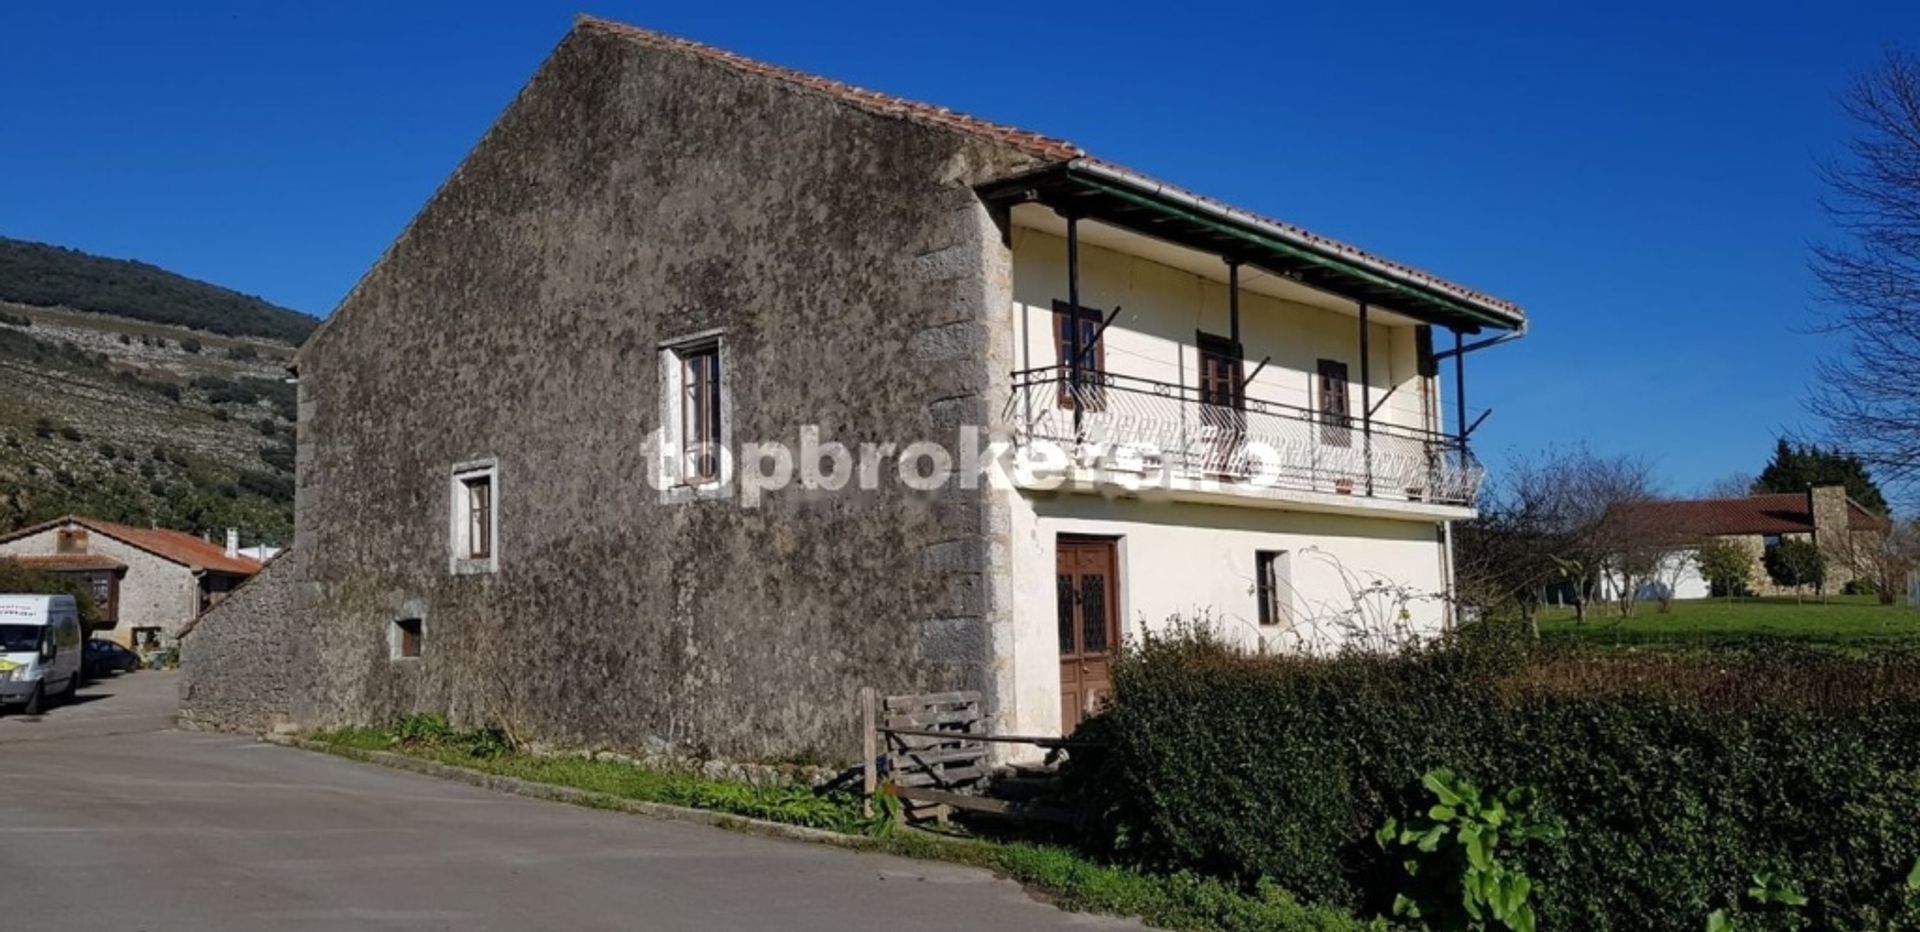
<box><xmin>1064</xmin><ymin>626</ymin><xmax>1920</xmax><ymax>931</ymax></box>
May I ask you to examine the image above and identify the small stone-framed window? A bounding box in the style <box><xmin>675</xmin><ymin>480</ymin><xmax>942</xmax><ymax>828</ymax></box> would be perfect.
<box><xmin>658</xmin><ymin>329</ymin><xmax>731</xmax><ymax>503</ymax></box>
<box><xmin>449</xmin><ymin>459</ymin><xmax>499</xmax><ymax>575</ymax></box>
<box><xmin>391</xmin><ymin>618</ymin><xmax>425</xmax><ymax>660</ymax></box>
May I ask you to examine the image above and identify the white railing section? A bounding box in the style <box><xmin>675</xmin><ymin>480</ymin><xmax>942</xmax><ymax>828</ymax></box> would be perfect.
<box><xmin>1003</xmin><ymin>368</ymin><xmax>1484</xmax><ymax>507</ymax></box>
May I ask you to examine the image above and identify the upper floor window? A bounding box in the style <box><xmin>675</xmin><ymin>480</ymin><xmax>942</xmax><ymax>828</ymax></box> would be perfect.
<box><xmin>55</xmin><ymin>528</ymin><xmax>88</xmax><ymax>554</ymax></box>
<box><xmin>659</xmin><ymin>330</ymin><xmax>732</xmax><ymax>499</ymax></box>
<box><xmin>450</xmin><ymin>460</ymin><xmax>499</xmax><ymax>574</ymax></box>
<box><xmin>1316</xmin><ymin>358</ymin><xmax>1352</xmax><ymax>447</ymax></box>
<box><xmin>1052</xmin><ymin>301</ymin><xmax>1106</xmax><ymax>409</ymax></box>
<box><xmin>680</xmin><ymin>345</ymin><xmax>722</xmax><ymax>483</ymax></box>
<box><xmin>463</xmin><ymin>474</ymin><xmax>493</xmax><ymax>559</ymax></box>
<box><xmin>1197</xmin><ymin>332</ymin><xmax>1244</xmax><ymax>410</ymax></box>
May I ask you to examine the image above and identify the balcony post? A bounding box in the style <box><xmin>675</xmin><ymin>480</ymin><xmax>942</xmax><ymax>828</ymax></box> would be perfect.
<box><xmin>1066</xmin><ymin>213</ymin><xmax>1082</xmax><ymax>436</ymax></box>
<box><xmin>1453</xmin><ymin>329</ymin><xmax>1466</xmax><ymax>468</ymax></box>
<box><xmin>1359</xmin><ymin>302</ymin><xmax>1373</xmax><ymax>496</ymax></box>
<box><xmin>1227</xmin><ymin>260</ymin><xmax>1241</xmax><ymax>350</ymax></box>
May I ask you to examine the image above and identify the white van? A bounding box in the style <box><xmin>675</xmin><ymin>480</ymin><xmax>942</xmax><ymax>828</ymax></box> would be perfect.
<box><xmin>0</xmin><ymin>594</ymin><xmax>84</xmax><ymax>715</ymax></box>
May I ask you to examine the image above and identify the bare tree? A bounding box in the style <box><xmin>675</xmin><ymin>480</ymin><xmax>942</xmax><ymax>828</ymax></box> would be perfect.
<box><xmin>1810</xmin><ymin>50</ymin><xmax>1920</xmax><ymax>488</ymax></box>
<box><xmin>1457</xmin><ymin>447</ymin><xmax>1661</xmax><ymax>624</ymax></box>
<box><xmin>1698</xmin><ymin>472</ymin><xmax>1757</xmax><ymax>499</ymax></box>
<box><xmin>1839</xmin><ymin>517</ymin><xmax>1920</xmax><ymax>605</ymax></box>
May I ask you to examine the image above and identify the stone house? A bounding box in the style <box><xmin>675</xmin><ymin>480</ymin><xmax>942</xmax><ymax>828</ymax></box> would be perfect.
<box><xmin>0</xmin><ymin>516</ymin><xmax>263</xmax><ymax>647</ymax></box>
<box><xmin>1612</xmin><ymin>486</ymin><xmax>1890</xmax><ymax>598</ymax></box>
<box><xmin>180</xmin><ymin>17</ymin><xmax>1528</xmax><ymax>758</ymax></box>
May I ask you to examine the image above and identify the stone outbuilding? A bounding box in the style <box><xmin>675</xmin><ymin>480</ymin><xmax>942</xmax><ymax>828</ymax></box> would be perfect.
<box><xmin>1614</xmin><ymin>486</ymin><xmax>1890</xmax><ymax>597</ymax></box>
<box><xmin>0</xmin><ymin>515</ymin><xmax>263</xmax><ymax>648</ymax></box>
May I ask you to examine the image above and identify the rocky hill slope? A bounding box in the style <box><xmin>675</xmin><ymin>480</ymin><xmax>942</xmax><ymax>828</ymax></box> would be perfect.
<box><xmin>0</xmin><ymin>240</ymin><xmax>319</xmax><ymax>544</ymax></box>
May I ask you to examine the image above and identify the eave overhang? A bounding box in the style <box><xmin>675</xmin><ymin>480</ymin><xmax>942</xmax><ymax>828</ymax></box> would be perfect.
<box><xmin>979</xmin><ymin>160</ymin><xmax>1527</xmax><ymax>335</ymax></box>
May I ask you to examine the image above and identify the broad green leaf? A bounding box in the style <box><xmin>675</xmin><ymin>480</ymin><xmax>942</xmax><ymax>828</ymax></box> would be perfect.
<box><xmin>1513</xmin><ymin>902</ymin><xmax>1537</xmax><ymax>932</ymax></box>
<box><xmin>1423</xmin><ymin>768</ymin><xmax>1465</xmax><ymax>806</ymax></box>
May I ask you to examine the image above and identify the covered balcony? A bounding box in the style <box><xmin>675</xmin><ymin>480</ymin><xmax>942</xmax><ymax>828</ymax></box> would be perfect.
<box><xmin>983</xmin><ymin>158</ymin><xmax>1526</xmax><ymax>514</ymax></box>
<box><xmin>1005</xmin><ymin>368</ymin><xmax>1483</xmax><ymax>507</ymax></box>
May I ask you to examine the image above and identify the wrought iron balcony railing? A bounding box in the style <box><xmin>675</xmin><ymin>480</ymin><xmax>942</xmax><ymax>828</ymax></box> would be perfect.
<box><xmin>1003</xmin><ymin>368</ymin><xmax>1484</xmax><ymax>507</ymax></box>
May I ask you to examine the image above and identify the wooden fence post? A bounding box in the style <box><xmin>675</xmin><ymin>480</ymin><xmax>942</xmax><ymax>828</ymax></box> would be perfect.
<box><xmin>860</xmin><ymin>686</ymin><xmax>877</xmax><ymax>818</ymax></box>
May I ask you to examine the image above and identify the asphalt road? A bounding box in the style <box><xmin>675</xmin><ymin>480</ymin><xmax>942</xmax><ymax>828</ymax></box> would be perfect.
<box><xmin>0</xmin><ymin>671</ymin><xmax>1137</xmax><ymax>931</ymax></box>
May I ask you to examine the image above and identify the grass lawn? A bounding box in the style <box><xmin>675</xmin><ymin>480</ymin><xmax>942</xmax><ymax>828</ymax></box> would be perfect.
<box><xmin>1536</xmin><ymin>594</ymin><xmax>1920</xmax><ymax>649</ymax></box>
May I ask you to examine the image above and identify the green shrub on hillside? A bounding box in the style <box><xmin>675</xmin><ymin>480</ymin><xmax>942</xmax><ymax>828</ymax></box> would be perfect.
<box><xmin>1065</xmin><ymin>626</ymin><xmax>1920</xmax><ymax>931</ymax></box>
<box><xmin>0</xmin><ymin>236</ymin><xmax>315</xmax><ymax>342</ymax></box>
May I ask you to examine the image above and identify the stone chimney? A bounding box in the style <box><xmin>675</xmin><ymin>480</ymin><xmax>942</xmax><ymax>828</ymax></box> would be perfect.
<box><xmin>225</xmin><ymin>528</ymin><xmax>239</xmax><ymax>559</ymax></box>
<box><xmin>1808</xmin><ymin>485</ymin><xmax>1849</xmax><ymax>541</ymax></box>
<box><xmin>1808</xmin><ymin>485</ymin><xmax>1856</xmax><ymax>591</ymax></box>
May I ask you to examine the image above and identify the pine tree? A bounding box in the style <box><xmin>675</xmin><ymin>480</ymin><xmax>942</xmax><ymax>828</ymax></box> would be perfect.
<box><xmin>1752</xmin><ymin>439</ymin><xmax>1889</xmax><ymax>514</ymax></box>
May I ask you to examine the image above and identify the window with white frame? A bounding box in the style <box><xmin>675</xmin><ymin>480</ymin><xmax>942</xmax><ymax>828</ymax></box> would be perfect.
<box><xmin>659</xmin><ymin>331</ymin><xmax>731</xmax><ymax>497</ymax></box>
<box><xmin>450</xmin><ymin>460</ymin><xmax>499</xmax><ymax>574</ymax></box>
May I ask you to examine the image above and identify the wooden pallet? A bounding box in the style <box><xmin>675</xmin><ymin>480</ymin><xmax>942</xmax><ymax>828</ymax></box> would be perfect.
<box><xmin>860</xmin><ymin>687</ymin><xmax>1080</xmax><ymax>826</ymax></box>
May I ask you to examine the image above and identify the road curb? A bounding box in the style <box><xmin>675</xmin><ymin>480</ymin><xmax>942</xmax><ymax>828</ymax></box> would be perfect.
<box><xmin>263</xmin><ymin>735</ymin><xmax>875</xmax><ymax>851</ymax></box>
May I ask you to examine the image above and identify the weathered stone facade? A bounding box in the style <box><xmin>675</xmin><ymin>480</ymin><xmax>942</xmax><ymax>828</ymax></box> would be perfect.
<box><xmin>178</xmin><ymin>552</ymin><xmax>297</xmax><ymax>732</ymax></box>
<box><xmin>249</xmin><ymin>22</ymin><xmax>1053</xmax><ymax>761</ymax></box>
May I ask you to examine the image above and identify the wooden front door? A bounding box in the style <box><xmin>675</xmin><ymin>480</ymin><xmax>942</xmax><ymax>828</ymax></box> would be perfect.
<box><xmin>1057</xmin><ymin>537</ymin><xmax>1119</xmax><ymax>734</ymax></box>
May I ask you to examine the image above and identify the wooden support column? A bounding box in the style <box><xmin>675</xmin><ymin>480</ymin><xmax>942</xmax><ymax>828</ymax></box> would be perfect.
<box><xmin>1066</xmin><ymin>214</ymin><xmax>1083</xmax><ymax>436</ymax></box>
<box><xmin>1359</xmin><ymin>302</ymin><xmax>1373</xmax><ymax>496</ymax></box>
<box><xmin>1453</xmin><ymin>330</ymin><xmax>1467</xmax><ymax>467</ymax></box>
<box><xmin>1227</xmin><ymin>260</ymin><xmax>1242</xmax><ymax>350</ymax></box>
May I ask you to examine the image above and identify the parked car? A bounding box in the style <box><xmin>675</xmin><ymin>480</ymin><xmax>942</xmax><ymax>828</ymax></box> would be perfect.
<box><xmin>83</xmin><ymin>638</ymin><xmax>139</xmax><ymax>678</ymax></box>
<box><xmin>0</xmin><ymin>594</ymin><xmax>84</xmax><ymax>714</ymax></box>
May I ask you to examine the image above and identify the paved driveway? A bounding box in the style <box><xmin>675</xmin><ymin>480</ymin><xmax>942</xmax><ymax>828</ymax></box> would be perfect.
<box><xmin>0</xmin><ymin>671</ymin><xmax>1136</xmax><ymax>931</ymax></box>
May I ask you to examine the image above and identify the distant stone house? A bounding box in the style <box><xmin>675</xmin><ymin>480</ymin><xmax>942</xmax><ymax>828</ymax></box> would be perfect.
<box><xmin>182</xmin><ymin>18</ymin><xmax>1532</xmax><ymax>758</ymax></box>
<box><xmin>1611</xmin><ymin>487</ymin><xmax>1889</xmax><ymax>598</ymax></box>
<box><xmin>0</xmin><ymin>516</ymin><xmax>263</xmax><ymax>647</ymax></box>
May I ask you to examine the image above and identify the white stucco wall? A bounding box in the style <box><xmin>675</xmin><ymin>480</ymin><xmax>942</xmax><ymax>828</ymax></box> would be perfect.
<box><xmin>1010</xmin><ymin>226</ymin><xmax>1439</xmax><ymax>437</ymax></box>
<box><xmin>997</xmin><ymin>489</ymin><xmax>1451</xmax><ymax>739</ymax></box>
<box><xmin>0</xmin><ymin>525</ymin><xmax>200</xmax><ymax>645</ymax></box>
<box><xmin>992</xmin><ymin>218</ymin><xmax>1462</xmax><ymax>742</ymax></box>
<box><xmin>1598</xmin><ymin>550</ymin><xmax>1711</xmax><ymax>603</ymax></box>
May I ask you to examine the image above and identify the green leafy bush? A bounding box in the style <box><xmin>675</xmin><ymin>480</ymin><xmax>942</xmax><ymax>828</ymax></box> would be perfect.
<box><xmin>1376</xmin><ymin>768</ymin><xmax>1560</xmax><ymax>931</ymax></box>
<box><xmin>1065</xmin><ymin>626</ymin><xmax>1920</xmax><ymax>931</ymax></box>
<box><xmin>1765</xmin><ymin>538</ymin><xmax>1826</xmax><ymax>595</ymax></box>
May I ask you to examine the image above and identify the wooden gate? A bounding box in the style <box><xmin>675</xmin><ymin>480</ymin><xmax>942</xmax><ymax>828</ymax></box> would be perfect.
<box><xmin>860</xmin><ymin>688</ymin><xmax>1084</xmax><ymax>826</ymax></box>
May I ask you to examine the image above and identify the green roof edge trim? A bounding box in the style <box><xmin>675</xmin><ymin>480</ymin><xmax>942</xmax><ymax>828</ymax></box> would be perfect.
<box><xmin>1062</xmin><ymin>167</ymin><xmax>1521</xmax><ymax>332</ymax></box>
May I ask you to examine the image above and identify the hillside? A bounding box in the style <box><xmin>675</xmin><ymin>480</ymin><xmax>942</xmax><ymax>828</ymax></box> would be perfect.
<box><xmin>0</xmin><ymin>239</ymin><xmax>310</xmax><ymax>544</ymax></box>
<box><xmin>0</xmin><ymin>236</ymin><xmax>319</xmax><ymax>343</ymax></box>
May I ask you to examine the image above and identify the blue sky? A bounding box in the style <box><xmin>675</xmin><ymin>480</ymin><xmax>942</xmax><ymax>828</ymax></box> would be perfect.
<box><xmin>3</xmin><ymin>1</ymin><xmax>1916</xmax><ymax>492</ymax></box>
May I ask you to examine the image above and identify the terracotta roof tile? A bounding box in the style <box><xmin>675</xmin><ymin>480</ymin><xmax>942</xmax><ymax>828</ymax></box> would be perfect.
<box><xmin>0</xmin><ymin>516</ymin><xmax>264</xmax><ymax>576</ymax></box>
<box><xmin>83</xmin><ymin>519</ymin><xmax>264</xmax><ymax>576</ymax></box>
<box><xmin>573</xmin><ymin>16</ymin><xmax>1524</xmax><ymax>322</ymax></box>
<box><xmin>10</xmin><ymin>554</ymin><xmax>125</xmax><ymax>572</ymax></box>
<box><xmin>1616</xmin><ymin>493</ymin><xmax>1890</xmax><ymax>538</ymax></box>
